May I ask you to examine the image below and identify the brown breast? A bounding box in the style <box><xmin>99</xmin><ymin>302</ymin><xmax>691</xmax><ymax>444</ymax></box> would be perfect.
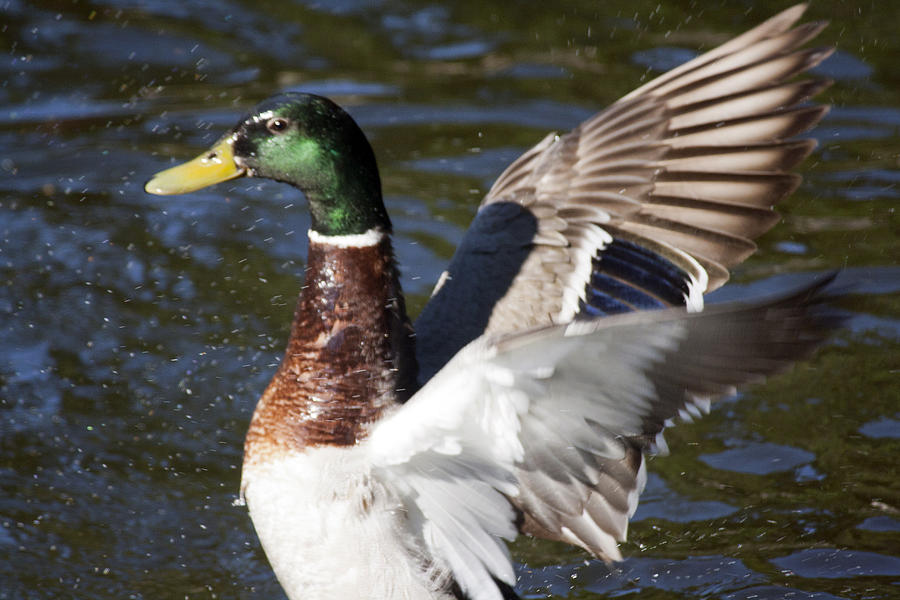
<box><xmin>243</xmin><ymin>234</ymin><xmax>417</xmax><ymax>466</ymax></box>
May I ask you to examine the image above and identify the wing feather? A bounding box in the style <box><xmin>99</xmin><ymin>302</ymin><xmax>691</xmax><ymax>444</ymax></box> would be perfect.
<box><xmin>370</xmin><ymin>276</ymin><xmax>840</xmax><ymax>599</ymax></box>
<box><xmin>416</xmin><ymin>4</ymin><xmax>831</xmax><ymax>381</ymax></box>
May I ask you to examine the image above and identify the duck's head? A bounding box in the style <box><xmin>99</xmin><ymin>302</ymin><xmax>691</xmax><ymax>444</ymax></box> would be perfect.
<box><xmin>145</xmin><ymin>93</ymin><xmax>390</xmax><ymax>235</ymax></box>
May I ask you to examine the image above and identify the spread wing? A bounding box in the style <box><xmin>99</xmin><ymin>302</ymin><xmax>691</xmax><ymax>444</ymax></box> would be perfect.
<box><xmin>369</xmin><ymin>277</ymin><xmax>840</xmax><ymax>600</ymax></box>
<box><xmin>415</xmin><ymin>4</ymin><xmax>832</xmax><ymax>381</ymax></box>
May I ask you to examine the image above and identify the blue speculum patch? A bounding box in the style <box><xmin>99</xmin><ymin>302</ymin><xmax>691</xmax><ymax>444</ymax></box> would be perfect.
<box><xmin>579</xmin><ymin>238</ymin><xmax>690</xmax><ymax>316</ymax></box>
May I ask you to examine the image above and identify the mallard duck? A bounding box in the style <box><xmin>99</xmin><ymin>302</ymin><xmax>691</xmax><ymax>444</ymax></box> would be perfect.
<box><xmin>145</xmin><ymin>5</ymin><xmax>839</xmax><ymax>600</ymax></box>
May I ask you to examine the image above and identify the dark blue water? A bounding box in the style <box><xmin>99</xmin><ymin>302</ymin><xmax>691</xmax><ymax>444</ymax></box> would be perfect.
<box><xmin>2</xmin><ymin>1</ymin><xmax>898</xmax><ymax>598</ymax></box>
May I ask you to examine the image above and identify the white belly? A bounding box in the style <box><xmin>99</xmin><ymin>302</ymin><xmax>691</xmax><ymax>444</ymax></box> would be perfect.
<box><xmin>241</xmin><ymin>446</ymin><xmax>455</xmax><ymax>600</ymax></box>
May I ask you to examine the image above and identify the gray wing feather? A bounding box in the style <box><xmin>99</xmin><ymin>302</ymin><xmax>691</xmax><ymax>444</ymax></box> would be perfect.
<box><xmin>375</xmin><ymin>276</ymin><xmax>841</xmax><ymax>584</ymax></box>
<box><xmin>493</xmin><ymin>274</ymin><xmax>841</xmax><ymax>559</ymax></box>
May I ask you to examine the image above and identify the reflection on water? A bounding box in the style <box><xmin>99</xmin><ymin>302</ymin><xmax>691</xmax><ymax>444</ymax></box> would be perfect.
<box><xmin>2</xmin><ymin>1</ymin><xmax>899</xmax><ymax>599</ymax></box>
<box><xmin>699</xmin><ymin>442</ymin><xmax>816</xmax><ymax>476</ymax></box>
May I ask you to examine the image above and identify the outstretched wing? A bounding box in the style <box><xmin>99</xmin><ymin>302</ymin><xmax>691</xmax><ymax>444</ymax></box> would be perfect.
<box><xmin>415</xmin><ymin>4</ymin><xmax>832</xmax><ymax>381</ymax></box>
<box><xmin>369</xmin><ymin>277</ymin><xmax>840</xmax><ymax>600</ymax></box>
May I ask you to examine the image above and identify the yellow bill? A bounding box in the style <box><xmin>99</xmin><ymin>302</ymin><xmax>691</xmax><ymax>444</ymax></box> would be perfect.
<box><xmin>145</xmin><ymin>137</ymin><xmax>245</xmax><ymax>195</ymax></box>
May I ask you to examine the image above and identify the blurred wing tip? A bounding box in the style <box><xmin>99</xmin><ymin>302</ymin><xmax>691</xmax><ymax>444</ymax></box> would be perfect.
<box><xmin>790</xmin><ymin>269</ymin><xmax>841</xmax><ymax>303</ymax></box>
<box><xmin>775</xmin><ymin>3</ymin><xmax>811</xmax><ymax>24</ymax></box>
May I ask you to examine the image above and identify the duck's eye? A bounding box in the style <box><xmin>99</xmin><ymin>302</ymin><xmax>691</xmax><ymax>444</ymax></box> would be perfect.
<box><xmin>266</xmin><ymin>118</ymin><xmax>289</xmax><ymax>133</ymax></box>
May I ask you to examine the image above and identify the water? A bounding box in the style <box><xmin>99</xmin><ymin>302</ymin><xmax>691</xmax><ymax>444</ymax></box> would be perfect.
<box><xmin>1</xmin><ymin>1</ymin><xmax>898</xmax><ymax>598</ymax></box>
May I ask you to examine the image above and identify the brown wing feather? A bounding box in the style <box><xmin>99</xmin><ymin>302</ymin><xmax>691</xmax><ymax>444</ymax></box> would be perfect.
<box><xmin>469</xmin><ymin>4</ymin><xmax>830</xmax><ymax>331</ymax></box>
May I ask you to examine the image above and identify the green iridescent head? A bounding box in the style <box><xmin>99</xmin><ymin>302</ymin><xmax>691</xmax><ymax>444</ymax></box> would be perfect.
<box><xmin>146</xmin><ymin>93</ymin><xmax>390</xmax><ymax>236</ymax></box>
